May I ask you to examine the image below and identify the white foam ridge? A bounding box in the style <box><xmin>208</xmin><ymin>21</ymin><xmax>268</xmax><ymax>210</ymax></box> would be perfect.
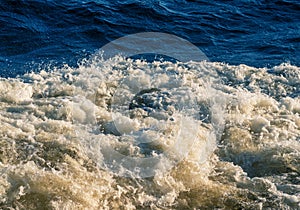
<box><xmin>0</xmin><ymin>55</ymin><xmax>299</xmax><ymax>209</ymax></box>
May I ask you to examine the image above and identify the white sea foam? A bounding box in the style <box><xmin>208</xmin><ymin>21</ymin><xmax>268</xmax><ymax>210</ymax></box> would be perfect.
<box><xmin>0</xmin><ymin>56</ymin><xmax>299</xmax><ymax>209</ymax></box>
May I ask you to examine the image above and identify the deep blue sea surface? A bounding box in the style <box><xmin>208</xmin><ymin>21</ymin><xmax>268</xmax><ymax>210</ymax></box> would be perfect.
<box><xmin>0</xmin><ymin>0</ymin><xmax>299</xmax><ymax>77</ymax></box>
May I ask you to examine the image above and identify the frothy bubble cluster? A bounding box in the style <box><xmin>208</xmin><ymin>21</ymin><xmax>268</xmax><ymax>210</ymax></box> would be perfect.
<box><xmin>72</xmin><ymin>32</ymin><xmax>225</xmax><ymax>177</ymax></box>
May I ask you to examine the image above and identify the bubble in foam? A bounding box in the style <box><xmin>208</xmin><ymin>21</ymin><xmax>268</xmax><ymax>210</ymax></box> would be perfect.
<box><xmin>73</xmin><ymin>32</ymin><xmax>225</xmax><ymax>178</ymax></box>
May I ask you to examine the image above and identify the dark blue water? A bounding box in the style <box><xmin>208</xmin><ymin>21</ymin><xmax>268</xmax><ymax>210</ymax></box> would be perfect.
<box><xmin>0</xmin><ymin>0</ymin><xmax>299</xmax><ymax>77</ymax></box>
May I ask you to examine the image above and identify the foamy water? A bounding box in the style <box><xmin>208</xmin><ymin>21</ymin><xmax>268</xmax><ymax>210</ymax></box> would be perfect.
<box><xmin>0</xmin><ymin>56</ymin><xmax>299</xmax><ymax>209</ymax></box>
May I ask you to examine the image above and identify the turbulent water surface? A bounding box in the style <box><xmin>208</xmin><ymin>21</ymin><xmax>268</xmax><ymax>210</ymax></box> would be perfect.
<box><xmin>0</xmin><ymin>0</ymin><xmax>300</xmax><ymax>209</ymax></box>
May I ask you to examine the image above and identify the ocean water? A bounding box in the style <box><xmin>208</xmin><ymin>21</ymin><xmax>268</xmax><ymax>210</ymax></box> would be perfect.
<box><xmin>0</xmin><ymin>0</ymin><xmax>300</xmax><ymax>209</ymax></box>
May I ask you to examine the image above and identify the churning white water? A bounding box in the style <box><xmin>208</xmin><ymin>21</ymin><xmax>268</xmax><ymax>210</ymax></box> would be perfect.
<box><xmin>0</xmin><ymin>55</ymin><xmax>299</xmax><ymax>209</ymax></box>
